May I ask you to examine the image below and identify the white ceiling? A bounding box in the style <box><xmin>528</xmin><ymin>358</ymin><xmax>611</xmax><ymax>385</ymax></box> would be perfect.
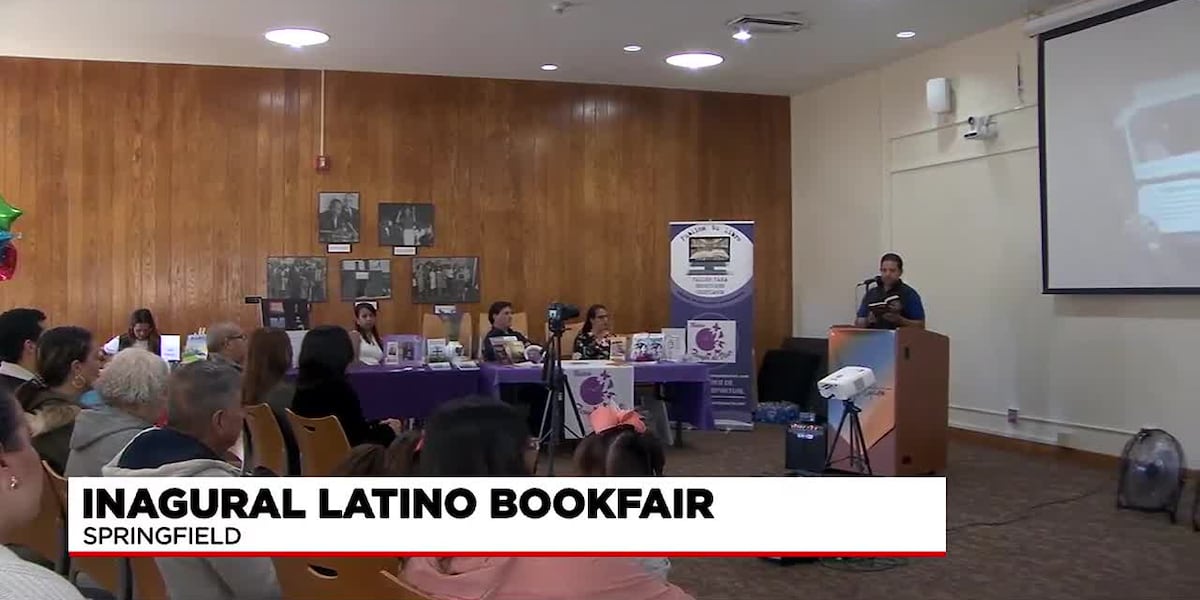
<box><xmin>0</xmin><ymin>0</ymin><xmax>1071</xmax><ymax>95</ymax></box>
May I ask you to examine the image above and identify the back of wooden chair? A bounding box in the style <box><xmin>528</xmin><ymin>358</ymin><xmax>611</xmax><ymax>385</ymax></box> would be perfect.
<box><xmin>285</xmin><ymin>409</ymin><xmax>351</xmax><ymax>476</ymax></box>
<box><xmin>245</xmin><ymin>403</ymin><xmax>288</xmax><ymax>476</ymax></box>
<box><xmin>380</xmin><ymin>569</ymin><xmax>437</xmax><ymax>600</ymax></box>
<box><xmin>273</xmin><ymin>556</ymin><xmax>406</xmax><ymax>600</ymax></box>
<box><xmin>41</xmin><ymin>462</ymin><xmax>123</xmax><ymax>594</ymax></box>
<box><xmin>130</xmin><ymin>557</ymin><xmax>170</xmax><ymax>600</ymax></box>
<box><xmin>545</xmin><ymin>322</ymin><xmax>582</xmax><ymax>357</ymax></box>
<box><xmin>422</xmin><ymin>313</ymin><xmax>473</xmax><ymax>357</ymax></box>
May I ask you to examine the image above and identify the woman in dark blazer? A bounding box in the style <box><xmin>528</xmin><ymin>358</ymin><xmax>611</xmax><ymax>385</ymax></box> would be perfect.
<box><xmin>290</xmin><ymin>326</ymin><xmax>401</xmax><ymax>447</ymax></box>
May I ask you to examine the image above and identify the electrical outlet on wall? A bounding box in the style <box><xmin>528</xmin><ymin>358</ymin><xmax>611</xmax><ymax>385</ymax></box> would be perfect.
<box><xmin>1006</xmin><ymin>407</ymin><xmax>1019</xmax><ymax>424</ymax></box>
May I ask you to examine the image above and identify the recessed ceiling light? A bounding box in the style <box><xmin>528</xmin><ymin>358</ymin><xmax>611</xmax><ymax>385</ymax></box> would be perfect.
<box><xmin>732</xmin><ymin>29</ymin><xmax>752</xmax><ymax>41</ymax></box>
<box><xmin>541</xmin><ymin>64</ymin><xmax>559</xmax><ymax>71</ymax></box>
<box><xmin>264</xmin><ymin>28</ymin><xmax>330</xmax><ymax>48</ymax></box>
<box><xmin>623</xmin><ymin>45</ymin><xmax>642</xmax><ymax>52</ymax></box>
<box><xmin>665</xmin><ymin>52</ymin><xmax>724</xmax><ymax>70</ymax></box>
<box><xmin>896</xmin><ymin>31</ymin><xmax>917</xmax><ymax>39</ymax></box>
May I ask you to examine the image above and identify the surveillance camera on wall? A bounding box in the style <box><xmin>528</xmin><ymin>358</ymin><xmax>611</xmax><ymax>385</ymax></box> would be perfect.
<box><xmin>964</xmin><ymin>115</ymin><xmax>997</xmax><ymax>140</ymax></box>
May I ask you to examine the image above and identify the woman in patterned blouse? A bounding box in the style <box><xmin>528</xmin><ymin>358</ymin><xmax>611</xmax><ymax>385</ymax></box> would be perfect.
<box><xmin>572</xmin><ymin>304</ymin><xmax>612</xmax><ymax>360</ymax></box>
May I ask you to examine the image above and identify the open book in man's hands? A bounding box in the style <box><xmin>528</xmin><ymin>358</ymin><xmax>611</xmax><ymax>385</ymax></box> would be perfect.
<box><xmin>868</xmin><ymin>295</ymin><xmax>901</xmax><ymax>315</ymax></box>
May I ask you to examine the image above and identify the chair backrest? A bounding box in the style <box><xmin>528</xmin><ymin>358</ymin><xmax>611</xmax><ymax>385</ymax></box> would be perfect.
<box><xmin>42</xmin><ymin>462</ymin><xmax>123</xmax><ymax>594</ymax></box>
<box><xmin>245</xmin><ymin>404</ymin><xmax>288</xmax><ymax>476</ymax></box>
<box><xmin>273</xmin><ymin>556</ymin><xmax>407</xmax><ymax>600</ymax></box>
<box><xmin>422</xmin><ymin>313</ymin><xmax>473</xmax><ymax>358</ymax></box>
<box><xmin>285</xmin><ymin>409</ymin><xmax>351</xmax><ymax>476</ymax></box>
<box><xmin>380</xmin><ymin>568</ymin><xmax>437</xmax><ymax>600</ymax></box>
<box><xmin>130</xmin><ymin>557</ymin><xmax>170</xmax><ymax>600</ymax></box>
<box><xmin>544</xmin><ymin>323</ymin><xmax>582</xmax><ymax>357</ymax></box>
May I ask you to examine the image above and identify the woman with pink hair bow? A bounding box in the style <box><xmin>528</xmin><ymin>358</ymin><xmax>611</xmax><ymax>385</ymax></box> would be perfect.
<box><xmin>574</xmin><ymin>404</ymin><xmax>671</xmax><ymax>580</ymax></box>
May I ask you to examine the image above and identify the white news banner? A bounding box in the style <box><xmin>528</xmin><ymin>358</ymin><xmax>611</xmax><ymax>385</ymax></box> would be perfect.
<box><xmin>69</xmin><ymin>477</ymin><xmax>946</xmax><ymax>557</ymax></box>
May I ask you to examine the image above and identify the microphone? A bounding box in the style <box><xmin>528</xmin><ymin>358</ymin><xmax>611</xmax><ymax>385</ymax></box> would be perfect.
<box><xmin>857</xmin><ymin>276</ymin><xmax>882</xmax><ymax>287</ymax></box>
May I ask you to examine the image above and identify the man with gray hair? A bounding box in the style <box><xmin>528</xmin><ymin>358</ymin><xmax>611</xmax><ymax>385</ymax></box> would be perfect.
<box><xmin>103</xmin><ymin>361</ymin><xmax>280</xmax><ymax>600</ymax></box>
<box><xmin>207</xmin><ymin>321</ymin><xmax>247</xmax><ymax>371</ymax></box>
<box><xmin>65</xmin><ymin>348</ymin><xmax>167</xmax><ymax>477</ymax></box>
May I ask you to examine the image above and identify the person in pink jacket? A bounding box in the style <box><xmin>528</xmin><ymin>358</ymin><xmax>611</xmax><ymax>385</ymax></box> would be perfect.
<box><xmin>400</xmin><ymin>397</ymin><xmax>695</xmax><ymax>600</ymax></box>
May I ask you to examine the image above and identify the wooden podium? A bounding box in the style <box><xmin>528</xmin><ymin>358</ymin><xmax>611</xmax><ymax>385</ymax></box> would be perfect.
<box><xmin>826</xmin><ymin>327</ymin><xmax>949</xmax><ymax>476</ymax></box>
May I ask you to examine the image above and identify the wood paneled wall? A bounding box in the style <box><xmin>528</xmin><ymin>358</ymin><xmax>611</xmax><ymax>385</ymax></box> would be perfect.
<box><xmin>0</xmin><ymin>57</ymin><xmax>791</xmax><ymax>358</ymax></box>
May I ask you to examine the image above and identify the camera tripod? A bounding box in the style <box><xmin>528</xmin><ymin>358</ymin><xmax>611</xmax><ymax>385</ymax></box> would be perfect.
<box><xmin>538</xmin><ymin>327</ymin><xmax>584</xmax><ymax>477</ymax></box>
<box><xmin>824</xmin><ymin>397</ymin><xmax>873</xmax><ymax>476</ymax></box>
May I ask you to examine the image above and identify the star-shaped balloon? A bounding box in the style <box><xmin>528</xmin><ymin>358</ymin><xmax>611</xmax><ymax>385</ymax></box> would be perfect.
<box><xmin>0</xmin><ymin>194</ymin><xmax>23</xmax><ymax>232</ymax></box>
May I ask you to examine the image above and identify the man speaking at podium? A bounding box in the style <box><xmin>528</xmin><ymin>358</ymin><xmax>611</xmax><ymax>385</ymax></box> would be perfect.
<box><xmin>854</xmin><ymin>253</ymin><xmax>925</xmax><ymax>330</ymax></box>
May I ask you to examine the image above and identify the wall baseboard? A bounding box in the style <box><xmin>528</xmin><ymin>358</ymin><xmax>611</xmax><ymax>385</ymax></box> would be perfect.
<box><xmin>950</xmin><ymin>426</ymin><xmax>1200</xmax><ymax>477</ymax></box>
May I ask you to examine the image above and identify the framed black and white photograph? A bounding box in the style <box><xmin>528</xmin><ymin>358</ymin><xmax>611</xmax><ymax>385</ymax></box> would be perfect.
<box><xmin>411</xmin><ymin>257</ymin><xmax>480</xmax><ymax>304</ymax></box>
<box><xmin>317</xmin><ymin>192</ymin><xmax>361</xmax><ymax>244</ymax></box>
<box><xmin>266</xmin><ymin>257</ymin><xmax>328</xmax><ymax>302</ymax></box>
<box><xmin>379</xmin><ymin>203</ymin><xmax>434</xmax><ymax>247</ymax></box>
<box><xmin>340</xmin><ymin>259</ymin><xmax>392</xmax><ymax>301</ymax></box>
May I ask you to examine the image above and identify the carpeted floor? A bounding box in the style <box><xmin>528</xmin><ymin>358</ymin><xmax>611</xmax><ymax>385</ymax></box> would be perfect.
<box><xmin>551</xmin><ymin>425</ymin><xmax>1200</xmax><ymax>600</ymax></box>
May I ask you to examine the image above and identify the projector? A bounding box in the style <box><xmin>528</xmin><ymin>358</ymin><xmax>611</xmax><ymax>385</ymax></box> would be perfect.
<box><xmin>817</xmin><ymin>366</ymin><xmax>876</xmax><ymax>401</ymax></box>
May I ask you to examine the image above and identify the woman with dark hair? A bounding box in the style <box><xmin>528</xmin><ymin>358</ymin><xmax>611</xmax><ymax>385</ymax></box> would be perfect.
<box><xmin>348</xmin><ymin>303</ymin><xmax>384</xmax><ymax>366</ymax></box>
<box><xmin>402</xmin><ymin>397</ymin><xmax>694</xmax><ymax>600</ymax></box>
<box><xmin>330</xmin><ymin>431</ymin><xmax>421</xmax><ymax>477</ymax></box>
<box><xmin>15</xmin><ymin>326</ymin><xmax>101</xmax><ymax>473</ymax></box>
<box><xmin>242</xmin><ymin>328</ymin><xmax>299</xmax><ymax>475</ymax></box>
<box><xmin>0</xmin><ymin>389</ymin><xmax>88</xmax><ymax>599</ymax></box>
<box><xmin>574</xmin><ymin>405</ymin><xmax>671</xmax><ymax>580</ymax></box>
<box><xmin>572</xmin><ymin>304</ymin><xmax>612</xmax><ymax>360</ymax></box>
<box><xmin>118</xmin><ymin>308</ymin><xmax>161</xmax><ymax>354</ymax></box>
<box><xmin>290</xmin><ymin>325</ymin><xmax>401</xmax><ymax>446</ymax></box>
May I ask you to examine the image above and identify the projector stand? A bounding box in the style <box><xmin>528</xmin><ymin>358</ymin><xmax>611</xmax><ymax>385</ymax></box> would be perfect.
<box><xmin>825</xmin><ymin>398</ymin><xmax>872</xmax><ymax>476</ymax></box>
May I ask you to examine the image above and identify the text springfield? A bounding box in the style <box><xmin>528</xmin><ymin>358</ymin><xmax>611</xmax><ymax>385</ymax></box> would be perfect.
<box><xmin>83</xmin><ymin>486</ymin><xmax>716</xmax><ymax>521</ymax></box>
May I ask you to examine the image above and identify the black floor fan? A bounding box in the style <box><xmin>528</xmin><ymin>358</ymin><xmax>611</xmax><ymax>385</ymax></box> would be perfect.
<box><xmin>1117</xmin><ymin>428</ymin><xmax>1186</xmax><ymax>522</ymax></box>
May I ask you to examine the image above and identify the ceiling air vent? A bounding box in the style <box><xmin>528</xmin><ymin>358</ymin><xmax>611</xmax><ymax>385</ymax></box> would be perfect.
<box><xmin>727</xmin><ymin>13</ymin><xmax>809</xmax><ymax>35</ymax></box>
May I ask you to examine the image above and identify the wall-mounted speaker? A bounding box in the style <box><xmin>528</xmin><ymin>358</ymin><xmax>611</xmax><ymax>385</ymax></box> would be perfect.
<box><xmin>926</xmin><ymin>78</ymin><xmax>953</xmax><ymax>114</ymax></box>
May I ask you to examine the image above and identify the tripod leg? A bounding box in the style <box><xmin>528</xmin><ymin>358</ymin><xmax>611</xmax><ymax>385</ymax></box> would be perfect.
<box><xmin>825</xmin><ymin>406</ymin><xmax>851</xmax><ymax>470</ymax></box>
<box><xmin>563</xmin><ymin>378</ymin><xmax>585</xmax><ymax>439</ymax></box>
<box><xmin>850</xmin><ymin>412</ymin><xmax>872</xmax><ymax>476</ymax></box>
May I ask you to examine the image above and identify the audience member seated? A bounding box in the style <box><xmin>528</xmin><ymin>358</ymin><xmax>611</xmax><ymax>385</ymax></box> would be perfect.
<box><xmin>574</xmin><ymin>405</ymin><xmax>670</xmax><ymax>580</ymax></box>
<box><xmin>0</xmin><ymin>388</ymin><xmax>87</xmax><ymax>600</ymax></box>
<box><xmin>242</xmin><ymin>328</ymin><xmax>299</xmax><ymax>476</ymax></box>
<box><xmin>348</xmin><ymin>302</ymin><xmax>384</xmax><ymax>366</ymax></box>
<box><xmin>402</xmin><ymin>397</ymin><xmax>694</xmax><ymax>600</ymax></box>
<box><xmin>206</xmin><ymin>321</ymin><xmax>248</xmax><ymax>371</ymax></box>
<box><xmin>480</xmin><ymin>301</ymin><xmax>534</xmax><ymax>362</ymax></box>
<box><xmin>0</xmin><ymin>308</ymin><xmax>45</xmax><ymax>395</ymax></box>
<box><xmin>16</xmin><ymin>326</ymin><xmax>101</xmax><ymax>474</ymax></box>
<box><xmin>102</xmin><ymin>361</ymin><xmax>281</xmax><ymax>600</ymax></box>
<box><xmin>290</xmin><ymin>326</ymin><xmax>401</xmax><ymax>447</ymax></box>
<box><xmin>117</xmin><ymin>308</ymin><xmax>162</xmax><ymax>354</ymax></box>
<box><xmin>64</xmin><ymin>348</ymin><xmax>166</xmax><ymax>478</ymax></box>
<box><xmin>329</xmin><ymin>431</ymin><xmax>421</xmax><ymax>477</ymax></box>
<box><xmin>573</xmin><ymin>304</ymin><xmax>613</xmax><ymax>360</ymax></box>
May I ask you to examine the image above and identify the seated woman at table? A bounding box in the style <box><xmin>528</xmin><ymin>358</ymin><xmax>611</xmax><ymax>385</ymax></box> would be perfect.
<box><xmin>348</xmin><ymin>302</ymin><xmax>384</xmax><ymax>366</ymax></box>
<box><xmin>290</xmin><ymin>326</ymin><xmax>402</xmax><ymax>447</ymax></box>
<box><xmin>117</xmin><ymin>308</ymin><xmax>162</xmax><ymax>355</ymax></box>
<box><xmin>573</xmin><ymin>304</ymin><xmax>613</xmax><ymax>360</ymax></box>
<box><xmin>241</xmin><ymin>327</ymin><xmax>300</xmax><ymax>475</ymax></box>
<box><xmin>401</xmin><ymin>397</ymin><xmax>695</xmax><ymax>600</ymax></box>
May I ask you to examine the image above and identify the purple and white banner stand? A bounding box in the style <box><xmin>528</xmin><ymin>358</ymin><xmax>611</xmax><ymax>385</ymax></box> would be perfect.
<box><xmin>669</xmin><ymin>221</ymin><xmax>755</xmax><ymax>431</ymax></box>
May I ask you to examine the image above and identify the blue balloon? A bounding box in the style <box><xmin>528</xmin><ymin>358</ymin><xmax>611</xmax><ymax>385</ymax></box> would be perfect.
<box><xmin>0</xmin><ymin>231</ymin><xmax>10</xmax><ymax>244</ymax></box>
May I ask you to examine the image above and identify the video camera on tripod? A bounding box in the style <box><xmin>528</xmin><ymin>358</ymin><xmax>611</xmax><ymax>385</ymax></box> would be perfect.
<box><xmin>540</xmin><ymin>302</ymin><xmax>581</xmax><ymax>476</ymax></box>
<box><xmin>546</xmin><ymin>302</ymin><xmax>580</xmax><ymax>334</ymax></box>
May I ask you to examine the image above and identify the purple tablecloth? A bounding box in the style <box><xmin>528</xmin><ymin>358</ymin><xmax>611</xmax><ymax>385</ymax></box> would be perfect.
<box><xmin>478</xmin><ymin>362</ymin><xmax>715</xmax><ymax>430</ymax></box>
<box><xmin>345</xmin><ymin>363</ymin><xmax>480</xmax><ymax>420</ymax></box>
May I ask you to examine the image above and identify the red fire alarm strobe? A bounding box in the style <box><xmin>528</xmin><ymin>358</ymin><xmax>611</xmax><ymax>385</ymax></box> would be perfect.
<box><xmin>315</xmin><ymin>155</ymin><xmax>331</xmax><ymax>172</ymax></box>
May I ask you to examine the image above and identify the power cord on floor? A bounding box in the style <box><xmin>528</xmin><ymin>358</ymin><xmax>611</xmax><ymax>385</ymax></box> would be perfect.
<box><xmin>818</xmin><ymin>557</ymin><xmax>909</xmax><ymax>572</ymax></box>
<box><xmin>947</xmin><ymin>484</ymin><xmax>1109</xmax><ymax>534</ymax></box>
